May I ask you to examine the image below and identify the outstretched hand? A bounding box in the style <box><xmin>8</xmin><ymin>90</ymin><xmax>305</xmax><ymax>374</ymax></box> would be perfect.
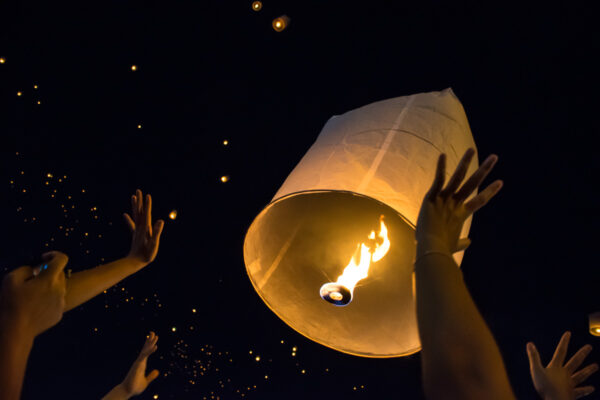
<box><xmin>527</xmin><ymin>331</ymin><xmax>598</xmax><ymax>400</ymax></box>
<box><xmin>121</xmin><ymin>331</ymin><xmax>160</xmax><ymax>397</ymax></box>
<box><xmin>123</xmin><ymin>189</ymin><xmax>164</xmax><ymax>266</ymax></box>
<box><xmin>415</xmin><ymin>148</ymin><xmax>503</xmax><ymax>257</ymax></box>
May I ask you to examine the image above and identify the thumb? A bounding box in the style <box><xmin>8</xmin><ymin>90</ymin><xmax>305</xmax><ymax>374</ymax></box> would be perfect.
<box><xmin>455</xmin><ymin>238</ymin><xmax>471</xmax><ymax>252</ymax></box>
<box><xmin>42</xmin><ymin>251</ymin><xmax>69</xmax><ymax>276</ymax></box>
<box><xmin>527</xmin><ymin>342</ymin><xmax>544</xmax><ymax>374</ymax></box>
<box><xmin>146</xmin><ymin>369</ymin><xmax>159</xmax><ymax>384</ymax></box>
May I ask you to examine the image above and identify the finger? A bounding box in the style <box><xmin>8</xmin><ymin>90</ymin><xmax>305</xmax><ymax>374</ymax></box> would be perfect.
<box><xmin>123</xmin><ymin>213</ymin><xmax>135</xmax><ymax>232</ymax></box>
<box><xmin>145</xmin><ymin>194</ymin><xmax>152</xmax><ymax>234</ymax></box>
<box><xmin>550</xmin><ymin>331</ymin><xmax>571</xmax><ymax>367</ymax></box>
<box><xmin>3</xmin><ymin>265</ymin><xmax>34</xmax><ymax>285</ymax></box>
<box><xmin>136</xmin><ymin>189</ymin><xmax>143</xmax><ymax>220</ymax></box>
<box><xmin>153</xmin><ymin>220</ymin><xmax>164</xmax><ymax>242</ymax></box>
<box><xmin>440</xmin><ymin>148</ymin><xmax>475</xmax><ymax>198</ymax></box>
<box><xmin>463</xmin><ymin>180</ymin><xmax>503</xmax><ymax>215</ymax></box>
<box><xmin>42</xmin><ymin>251</ymin><xmax>69</xmax><ymax>277</ymax></box>
<box><xmin>566</xmin><ymin>344</ymin><xmax>593</xmax><ymax>373</ymax></box>
<box><xmin>574</xmin><ymin>386</ymin><xmax>595</xmax><ymax>399</ymax></box>
<box><xmin>146</xmin><ymin>369</ymin><xmax>160</xmax><ymax>384</ymax></box>
<box><xmin>573</xmin><ymin>363</ymin><xmax>599</xmax><ymax>386</ymax></box>
<box><xmin>526</xmin><ymin>342</ymin><xmax>544</xmax><ymax>373</ymax></box>
<box><xmin>131</xmin><ymin>194</ymin><xmax>138</xmax><ymax>221</ymax></box>
<box><xmin>426</xmin><ymin>153</ymin><xmax>446</xmax><ymax>200</ymax></box>
<box><xmin>453</xmin><ymin>153</ymin><xmax>499</xmax><ymax>202</ymax></box>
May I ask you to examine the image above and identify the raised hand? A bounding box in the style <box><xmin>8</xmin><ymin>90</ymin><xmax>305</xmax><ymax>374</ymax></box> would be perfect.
<box><xmin>527</xmin><ymin>331</ymin><xmax>598</xmax><ymax>400</ymax></box>
<box><xmin>415</xmin><ymin>148</ymin><xmax>503</xmax><ymax>257</ymax></box>
<box><xmin>0</xmin><ymin>252</ymin><xmax>69</xmax><ymax>400</ymax></box>
<box><xmin>0</xmin><ymin>251</ymin><xmax>68</xmax><ymax>338</ymax></box>
<box><xmin>123</xmin><ymin>189</ymin><xmax>165</xmax><ymax>266</ymax></box>
<box><xmin>120</xmin><ymin>331</ymin><xmax>160</xmax><ymax>397</ymax></box>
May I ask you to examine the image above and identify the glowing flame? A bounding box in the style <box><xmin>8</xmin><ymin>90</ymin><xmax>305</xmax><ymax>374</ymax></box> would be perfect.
<box><xmin>320</xmin><ymin>215</ymin><xmax>390</xmax><ymax>305</ymax></box>
<box><xmin>336</xmin><ymin>216</ymin><xmax>390</xmax><ymax>290</ymax></box>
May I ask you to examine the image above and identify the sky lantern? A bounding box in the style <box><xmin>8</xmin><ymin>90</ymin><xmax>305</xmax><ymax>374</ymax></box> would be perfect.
<box><xmin>251</xmin><ymin>1</ymin><xmax>262</xmax><ymax>11</ymax></box>
<box><xmin>243</xmin><ymin>88</ymin><xmax>479</xmax><ymax>357</ymax></box>
<box><xmin>590</xmin><ymin>312</ymin><xmax>600</xmax><ymax>336</ymax></box>
<box><xmin>272</xmin><ymin>15</ymin><xmax>289</xmax><ymax>32</ymax></box>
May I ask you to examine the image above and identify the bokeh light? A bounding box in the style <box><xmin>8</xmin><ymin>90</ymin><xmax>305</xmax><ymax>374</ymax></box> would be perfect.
<box><xmin>251</xmin><ymin>1</ymin><xmax>262</xmax><ymax>11</ymax></box>
<box><xmin>272</xmin><ymin>15</ymin><xmax>290</xmax><ymax>32</ymax></box>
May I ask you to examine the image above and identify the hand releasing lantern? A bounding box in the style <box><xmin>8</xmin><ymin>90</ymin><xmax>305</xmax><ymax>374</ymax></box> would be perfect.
<box><xmin>320</xmin><ymin>216</ymin><xmax>390</xmax><ymax>305</ymax></box>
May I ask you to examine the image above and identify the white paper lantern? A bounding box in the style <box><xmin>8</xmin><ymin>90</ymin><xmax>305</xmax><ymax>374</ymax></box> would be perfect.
<box><xmin>244</xmin><ymin>88</ymin><xmax>480</xmax><ymax>357</ymax></box>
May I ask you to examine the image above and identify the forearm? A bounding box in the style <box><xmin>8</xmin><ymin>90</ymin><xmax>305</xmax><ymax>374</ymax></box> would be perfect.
<box><xmin>0</xmin><ymin>316</ymin><xmax>34</xmax><ymax>400</ymax></box>
<box><xmin>415</xmin><ymin>253</ymin><xmax>515</xmax><ymax>399</ymax></box>
<box><xmin>65</xmin><ymin>257</ymin><xmax>146</xmax><ymax>311</ymax></box>
<box><xmin>102</xmin><ymin>383</ymin><xmax>130</xmax><ymax>400</ymax></box>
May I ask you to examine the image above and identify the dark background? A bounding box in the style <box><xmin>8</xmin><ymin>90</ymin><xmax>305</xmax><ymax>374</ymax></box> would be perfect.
<box><xmin>1</xmin><ymin>0</ymin><xmax>598</xmax><ymax>398</ymax></box>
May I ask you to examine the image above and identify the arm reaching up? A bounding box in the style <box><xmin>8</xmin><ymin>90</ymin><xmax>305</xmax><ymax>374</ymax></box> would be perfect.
<box><xmin>527</xmin><ymin>331</ymin><xmax>598</xmax><ymax>400</ymax></box>
<box><xmin>102</xmin><ymin>332</ymin><xmax>160</xmax><ymax>400</ymax></box>
<box><xmin>414</xmin><ymin>148</ymin><xmax>515</xmax><ymax>400</ymax></box>
<box><xmin>64</xmin><ymin>189</ymin><xmax>165</xmax><ymax>311</ymax></box>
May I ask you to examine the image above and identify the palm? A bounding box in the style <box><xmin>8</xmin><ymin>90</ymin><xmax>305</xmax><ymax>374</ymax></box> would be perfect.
<box><xmin>124</xmin><ymin>190</ymin><xmax>165</xmax><ymax>265</ymax></box>
<box><xmin>527</xmin><ymin>331</ymin><xmax>598</xmax><ymax>400</ymax></box>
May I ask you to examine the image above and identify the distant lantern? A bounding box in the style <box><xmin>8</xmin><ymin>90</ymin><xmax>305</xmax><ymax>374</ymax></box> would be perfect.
<box><xmin>252</xmin><ymin>1</ymin><xmax>262</xmax><ymax>11</ymax></box>
<box><xmin>223</xmin><ymin>140</ymin><xmax>229</xmax><ymax>145</ymax></box>
<box><xmin>131</xmin><ymin>65</ymin><xmax>137</xmax><ymax>71</ymax></box>
<box><xmin>244</xmin><ymin>88</ymin><xmax>479</xmax><ymax>357</ymax></box>
<box><xmin>272</xmin><ymin>15</ymin><xmax>290</xmax><ymax>32</ymax></box>
<box><xmin>17</xmin><ymin>91</ymin><xmax>22</xmax><ymax>96</ymax></box>
<box><xmin>0</xmin><ymin>57</ymin><xmax>5</xmax><ymax>64</ymax></box>
<box><xmin>590</xmin><ymin>312</ymin><xmax>600</xmax><ymax>336</ymax></box>
<box><xmin>221</xmin><ymin>175</ymin><xmax>230</xmax><ymax>183</ymax></box>
<box><xmin>169</xmin><ymin>210</ymin><xmax>178</xmax><ymax>220</ymax></box>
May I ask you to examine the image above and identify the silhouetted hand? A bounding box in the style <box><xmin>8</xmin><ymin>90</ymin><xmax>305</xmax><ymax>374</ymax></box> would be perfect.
<box><xmin>527</xmin><ymin>331</ymin><xmax>598</xmax><ymax>400</ymax></box>
<box><xmin>123</xmin><ymin>189</ymin><xmax>164</xmax><ymax>266</ymax></box>
<box><xmin>415</xmin><ymin>148</ymin><xmax>503</xmax><ymax>258</ymax></box>
<box><xmin>121</xmin><ymin>331</ymin><xmax>160</xmax><ymax>397</ymax></box>
<box><xmin>0</xmin><ymin>251</ymin><xmax>68</xmax><ymax>338</ymax></box>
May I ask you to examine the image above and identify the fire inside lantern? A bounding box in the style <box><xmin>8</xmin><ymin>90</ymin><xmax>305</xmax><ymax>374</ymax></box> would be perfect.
<box><xmin>320</xmin><ymin>216</ymin><xmax>390</xmax><ymax>306</ymax></box>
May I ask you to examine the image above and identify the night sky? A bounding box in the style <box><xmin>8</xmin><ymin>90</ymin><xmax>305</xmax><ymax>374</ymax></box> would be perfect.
<box><xmin>1</xmin><ymin>0</ymin><xmax>599</xmax><ymax>399</ymax></box>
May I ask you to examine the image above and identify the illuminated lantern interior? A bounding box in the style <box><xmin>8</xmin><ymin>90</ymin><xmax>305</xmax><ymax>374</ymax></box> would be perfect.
<box><xmin>590</xmin><ymin>312</ymin><xmax>600</xmax><ymax>337</ymax></box>
<box><xmin>244</xmin><ymin>88</ymin><xmax>479</xmax><ymax>357</ymax></box>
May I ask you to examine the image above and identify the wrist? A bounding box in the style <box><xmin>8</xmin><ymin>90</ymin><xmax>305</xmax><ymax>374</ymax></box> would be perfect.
<box><xmin>113</xmin><ymin>383</ymin><xmax>132</xmax><ymax>399</ymax></box>
<box><xmin>416</xmin><ymin>243</ymin><xmax>452</xmax><ymax>260</ymax></box>
<box><xmin>0</xmin><ymin>307</ymin><xmax>36</xmax><ymax>346</ymax></box>
<box><xmin>123</xmin><ymin>255</ymin><xmax>148</xmax><ymax>271</ymax></box>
